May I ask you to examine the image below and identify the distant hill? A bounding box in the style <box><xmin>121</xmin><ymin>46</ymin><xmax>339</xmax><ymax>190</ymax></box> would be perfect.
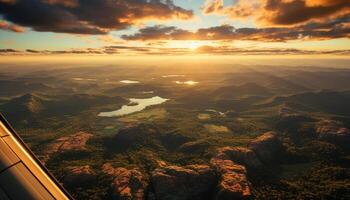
<box><xmin>225</xmin><ymin>72</ymin><xmax>310</xmax><ymax>94</ymax></box>
<box><xmin>0</xmin><ymin>93</ymin><xmax>46</xmax><ymax>123</ymax></box>
<box><xmin>262</xmin><ymin>76</ymin><xmax>310</xmax><ymax>94</ymax></box>
<box><xmin>0</xmin><ymin>93</ymin><xmax>126</xmax><ymax>124</ymax></box>
<box><xmin>46</xmin><ymin>94</ymin><xmax>126</xmax><ymax>115</ymax></box>
<box><xmin>264</xmin><ymin>90</ymin><xmax>350</xmax><ymax>116</ymax></box>
<box><xmin>0</xmin><ymin>80</ymin><xmax>52</xmax><ymax>97</ymax></box>
<box><xmin>212</xmin><ymin>83</ymin><xmax>272</xmax><ymax>99</ymax></box>
<box><xmin>281</xmin><ymin>71</ymin><xmax>350</xmax><ymax>91</ymax></box>
<box><xmin>106</xmin><ymin>84</ymin><xmax>167</xmax><ymax>96</ymax></box>
<box><xmin>1</xmin><ymin>93</ymin><xmax>46</xmax><ymax>113</ymax></box>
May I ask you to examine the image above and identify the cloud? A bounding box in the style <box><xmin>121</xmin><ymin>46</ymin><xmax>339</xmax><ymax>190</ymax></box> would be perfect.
<box><xmin>202</xmin><ymin>0</ymin><xmax>350</xmax><ymax>26</ymax></box>
<box><xmin>202</xmin><ymin>0</ymin><xmax>224</xmax><ymax>14</ymax></box>
<box><xmin>261</xmin><ymin>0</ymin><xmax>350</xmax><ymax>26</ymax></box>
<box><xmin>43</xmin><ymin>0</ymin><xmax>79</xmax><ymax>7</ymax></box>
<box><xmin>0</xmin><ymin>20</ymin><xmax>24</xmax><ymax>32</ymax></box>
<box><xmin>121</xmin><ymin>17</ymin><xmax>350</xmax><ymax>42</ymax></box>
<box><xmin>0</xmin><ymin>0</ymin><xmax>15</xmax><ymax>4</ymax></box>
<box><xmin>203</xmin><ymin>0</ymin><xmax>258</xmax><ymax>19</ymax></box>
<box><xmin>0</xmin><ymin>0</ymin><xmax>193</xmax><ymax>34</ymax></box>
<box><xmin>194</xmin><ymin>45</ymin><xmax>350</xmax><ymax>55</ymax></box>
<box><xmin>121</xmin><ymin>25</ymin><xmax>194</xmax><ymax>40</ymax></box>
<box><xmin>1</xmin><ymin>46</ymin><xmax>350</xmax><ymax>56</ymax></box>
<box><xmin>0</xmin><ymin>48</ymin><xmax>19</xmax><ymax>53</ymax></box>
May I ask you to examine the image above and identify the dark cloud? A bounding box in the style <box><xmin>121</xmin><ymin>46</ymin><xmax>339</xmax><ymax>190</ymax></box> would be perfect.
<box><xmin>261</xmin><ymin>0</ymin><xmax>350</xmax><ymax>26</ymax></box>
<box><xmin>121</xmin><ymin>25</ymin><xmax>193</xmax><ymax>40</ymax></box>
<box><xmin>106</xmin><ymin>46</ymin><xmax>151</xmax><ymax>52</ymax></box>
<box><xmin>0</xmin><ymin>48</ymin><xmax>19</xmax><ymax>53</ymax></box>
<box><xmin>24</xmin><ymin>48</ymin><xmax>104</xmax><ymax>54</ymax></box>
<box><xmin>0</xmin><ymin>0</ymin><xmax>193</xmax><ymax>34</ymax></box>
<box><xmin>202</xmin><ymin>0</ymin><xmax>350</xmax><ymax>26</ymax></box>
<box><xmin>122</xmin><ymin>16</ymin><xmax>350</xmax><ymax>41</ymax></box>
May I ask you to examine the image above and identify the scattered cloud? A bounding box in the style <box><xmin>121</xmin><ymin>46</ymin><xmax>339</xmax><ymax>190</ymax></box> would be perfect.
<box><xmin>121</xmin><ymin>25</ymin><xmax>194</xmax><ymax>40</ymax></box>
<box><xmin>202</xmin><ymin>0</ymin><xmax>350</xmax><ymax>27</ymax></box>
<box><xmin>203</xmin><ymin>0</ymin><xmax>258</xmax><ymax>20</ymax></box>
<box><xmin>0</xmin><ymin>48</ymin><xmax>19</xmax><ymax>53</ymax></box>
<box><xmin>195</xmin><ymin>45</ymin><xmax>350</xmax><ymax>55</ymax></box>
<box><xmin>121</xmin><ymin>16</ymin><xmax>350</xmax><ymax>42</ymax></box>
<box><xmin>0</xmin><ymin>20</ymin><xmax>24</xmax><ymax>32</ymax></box>
<box><xmin>0</xmin><ymin>0</ymin><xmax>193</xmax><ymax>34</ymax></box>
<box><xmin>1</xmin><ymin>45</ymin><xmax>349</xmax><ymax>56</ymax></box>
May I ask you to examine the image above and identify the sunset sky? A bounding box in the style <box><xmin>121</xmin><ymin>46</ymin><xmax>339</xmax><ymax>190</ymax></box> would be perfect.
<box><xmin>0</xmin><ymin>0</ymin><xmax>349</xmax><ymax>56</ymax></box>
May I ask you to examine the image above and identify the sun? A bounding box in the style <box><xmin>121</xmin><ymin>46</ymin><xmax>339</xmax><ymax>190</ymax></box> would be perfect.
<box><xmin>164</xmin><ymin>40</ymin><xmax>204</xmax><ymax>51</ymax></box>
<box><xmin>187</xmin><ymin>41</ymin><xmax>201</xmax><ymax>50</ymax></box>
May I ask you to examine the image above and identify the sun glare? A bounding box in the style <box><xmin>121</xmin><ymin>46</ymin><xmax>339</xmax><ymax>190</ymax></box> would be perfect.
<box><xmin>167</xmin><ymin>41</ymin><xmax>204</xmax><ymax>50</ymax></box>
<box><xmin>188</xmin><ymin>41</ymin><xmax>201</xmax><ymax>50</ymax></box>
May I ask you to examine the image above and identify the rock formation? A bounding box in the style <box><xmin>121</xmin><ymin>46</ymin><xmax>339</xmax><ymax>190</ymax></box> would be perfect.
<box><xmin>63</xmin><ymin>165</ymin><xmax>96</xmax><ymax>187</ymax></box>
<box><xmin>113</xmin><ymin>124</ymin><xmax>157</xmax><ymax>148</ymax></box>
<box><xmin>210</xmin><ymin>156</ymin><xmax>251</xmax><ymax>200</ymax></box>
<box><xmin>42</xmin><ymin>131</ymin><xmax>93</xmax><ymax>163</ymax></box>
<box><xmin>178</xmin><ymin>140</ymin><xmax>210</xmax><ymax>153</ymax></box>
<box><xmin>216</xmin><ymin>147</ymin><xmax>262</xmax><ymax>168</ymax></box>
<box><xmin>279</xmin><ymin>106</ymin><xmax>308</xmax><ymax>121</ymax></box>
<box><xmin>102</xmin><ymin>163</ymin><xmax>146</xmax><ymax>200</ymax></box>
<box><xmin>316</xmin><ymin>120</ymin><xmax>350</xmax><ymax>144</ymax></box>
<box><xmin>151</xmin><ymin>164</ymin><xmax>217</xmax><ymax>200</ymax></box>
<box><xmin>248</xmin><ymin>131</ymin><xmax>281</xmax><ymax>163</ymax></box>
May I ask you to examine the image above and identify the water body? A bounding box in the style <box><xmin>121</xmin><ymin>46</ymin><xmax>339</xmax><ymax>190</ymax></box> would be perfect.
<box><xmin>72</xmin><ymin>77</ymin><xmax>96</xmax><ymax>81</ymax></box>
<box><xmin>141</xmin><ymin>91</ymin><xmax>154</xmax><ymax>94</ymax></box>
<box><xmin>205</xmin><ymin>109</ymin><xmax>225</xmax><ymax>116</ymax></box>
<box><xmin>175</xmin><ymin>81</ymin><xmax>199</xmax><ymax>85</ymax></box>
<box><xmin>162</xmin><ymin>75</ymin><xmax>185</xmax><ymax>78</ymax></box>
<box><xmin>98</xmin><ymin>96</ymin><xmax>169</xmax><ymax>117</ymax></box>
<box><xmin>120</xmin><ymin>80</ymin><xmax>140</xmax><ymax>84</ymax></box>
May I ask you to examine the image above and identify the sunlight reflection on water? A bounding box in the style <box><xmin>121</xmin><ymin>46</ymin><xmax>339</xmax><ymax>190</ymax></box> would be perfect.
<box><xmin>98</xmin><ymin>96</ymin><xmax>168</xmax><ymax>117</ymax></box>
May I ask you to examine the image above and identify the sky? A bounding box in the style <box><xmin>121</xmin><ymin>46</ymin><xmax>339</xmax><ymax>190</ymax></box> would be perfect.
<box><xmin>0</xmin><ymin>0</ymin><xmax>349</xmax><ymax>56</ymax></box>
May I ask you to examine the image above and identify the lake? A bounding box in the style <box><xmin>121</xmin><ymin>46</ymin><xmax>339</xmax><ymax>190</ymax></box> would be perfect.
<box><xmin>72</xmin><ymin>77</ymin><xmax>96</xmax><ymax>81</ymax></box>
<box><xmin>98</xmin><ymin>96</ymin><xmax>169</xmax><ymax>117</ymax></box>
<box><xmin>141</xmin><ymin>91</ymin><xmax>154</xmax><ymax>94</ymax></box>
<box><xmin>175</xmin><ymin>80</ymin><xmax>199</xmax><ymax>85</ymax></box>
<box><xmin>120</xmin><ymin>80</ymin><xmax>140</xmax><ymax>84</ymax></box>
<box><xmin>162</xmin><ymin>75</ymin><xmax>185</xmax><ymax>78</ymax></box>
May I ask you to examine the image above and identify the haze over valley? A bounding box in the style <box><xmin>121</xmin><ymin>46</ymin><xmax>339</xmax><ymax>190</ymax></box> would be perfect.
<box><xmin>1</xmin><ymin>0</ymin><xmax>350</xmax><ymax>199</ymax></box>
<box><xmin>0</xmin><ymin>60</ymin><xmax>350</xmax><ymax>199</ymax></box>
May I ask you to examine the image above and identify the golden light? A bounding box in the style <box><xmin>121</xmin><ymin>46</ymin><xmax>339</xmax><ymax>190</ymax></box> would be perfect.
<box><xmin>187</xmin><ymin>41</ymin><xmax>201</xmax><ymax>50</ymax></box>
<box><xmin>184</xmin><ymin>80</ymin><xmax>199</xmax><ymax>85</ymax></box>
<box><xmin>175</xmin><ymin>80</ymin><xmax>199</xmax><ymax>85</ymax></box>
<box><xmin>165</xmin><ymin>40</ymin><xmax>205</xmax><ymax>50</ymax></box>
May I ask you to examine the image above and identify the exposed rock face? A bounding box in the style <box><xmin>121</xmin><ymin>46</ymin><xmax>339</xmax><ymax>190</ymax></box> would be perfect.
<box><xmin>316</xmin><ymin>120</ymin><xmax>350</xmax><ymax>144</ymax></box>
<box><xmin>161</xmin><ymin>132</ymin><xmax>191</xmax><ymax>150</ymax></box>
<box><xmin>114</xmin><ymin>124</ymin><xmax>157</xmax><ymax>148</ymax></box>
<box><xmin>151</xmin><ymin>165</ymin><xmax>217</xmax><ymax>200</ymax></box>
<box><xmin>210</xmin><ymin>157</ymin><xmax>251</xmax><ymax>200</ymax></box>
<box><xmin>248</xmin><ymin>131</ymin><xmax>281</xmax><ymax>163</ymax></box>
<box><xmin>42</xmin><ymin>132</ymin><xmax>93</xmax><ymax>163</ymax></box>
<box><xmin>279</xmin><ymin>106</ymin><xmax>308</xmax><ymax>120</ymax></box>
<box><xmin>63</xmin><ymin>165</ymin><xmax>96</xmax><ymax>187</ymax></box>
<box><xmin>102</xmin><ymin>163</ymin><xmax>146</xmax><ymax>200</ymax></box>
<box><xmin>114</xmin><ymin>125</ymin><xmax>142</xmax><ymax>143</ymax></box>
<box><xmin>217</xmin><ymin>147</ymin><xmax>262</xmax><ymax>168</ymax></box>
<box><xmin>178</xmin><ymin>140</ymin><xmax>210</xmax><ymax>153</ymax></box>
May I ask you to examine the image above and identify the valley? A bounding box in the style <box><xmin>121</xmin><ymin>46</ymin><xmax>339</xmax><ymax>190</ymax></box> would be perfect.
<box><xmin>0</xmin><ymin>63</ymin><xmax>350</xmax><ymax>200</ymax></box>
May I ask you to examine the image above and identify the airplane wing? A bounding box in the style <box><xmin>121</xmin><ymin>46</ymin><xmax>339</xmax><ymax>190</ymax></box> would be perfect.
<box><xmin>0</xmin><ymin>114</ymin><xmax>72</xmax><ymax>200</ymax></box>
